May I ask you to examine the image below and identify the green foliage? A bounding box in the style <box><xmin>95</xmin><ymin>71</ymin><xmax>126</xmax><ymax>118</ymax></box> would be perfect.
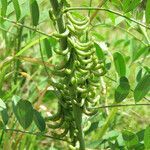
<box><xmin>29</xmin><ymin>0</ymin><xmax>39</xmax><ymax>26</ymax></box>
<box><xmin>122</xmin><ymin>130</ymin><xmax>139</xmax><ymax>149</ymax></box>
<box><xmin>0</xmin><ymin>0</ymin><xmax>7</xmax><ymax>22</ymax></box>
<box><xmin>122</xmin><ymin>0</ymin><xmax>142</xmax><ymax>13</ymax></box>
<box><xmin>0</xmin><ymin>0</ymin><xmax>149</xmax><ymax>149</ymax></box>
<box><xmin>115</xmin><ymin>77</ymin><xmax>130</xmax><ymax>103</ymax></box>
<box><xmin>14</xmin><ymin>100</ymin><xmax>33</xmax><ymax>129</ymax></box>
<box><xmin>113</xmin><ymin>52</ymin><xmax>126</xmax><ymax>77</ymax></box>
<box><xmin>33</xmin><ymin>109</ymin><xmax>46</xmax><ymax>132</ymax></box>
<box><xmin>1</xmin><ymin>109</ymin><xmax>9</xmax><ymax>125</ymax></box>
<box><xmin>134</xmin><ymin>74</ymin><xmax>150</xmax><ymax>102</ymax></box>
<box><xmin>0</xmin><ymin>98</ymin><xmax>6</xmax><ymax>111</ymax></box>
<box><xmin>144</xmin><ymin>126</ymin><xmax>150</xmax><ymax>149</ymax></box>
<box><xmin>146</xmin><ymin>0</ymin><xmax>150</xmax><ymax>23</ymax></box>
<box><xmin>94</xmin><ymin>42</ymin><xmax>105</xmax><ymax>60</ymax></box>
<box><xmin>12</xmin><ymin>0</ymin><xmax>21</xmax><ymax>21</ymax></box>
<box><xmin>43</xmin><ymin>38</ymin><xmax>53</xmax><ymax>58</ymax></box>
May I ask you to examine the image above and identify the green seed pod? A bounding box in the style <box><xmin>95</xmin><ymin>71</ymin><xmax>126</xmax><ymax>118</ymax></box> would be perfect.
<box><xmin>52</xmin><ymin>127</ymin><xmax>69</xmax><ymax>138</ymax></box>
<box><xmin>71</xmin><ymin>77</ymin><xmax>77</xmax><ymax>85</ymax></box>
<box><xmin>83</xmin><ymin>106</ymin><xmax>98</xmax><ymax>116</ymax></box>
<box><xmin>76</xmin><ymin>67</ymin><xmax>89</xmax><ymax>75</ymax></box>
<box><xmin>53</xmin><ymin>29</ymin><xmax>69</xmax><ymax>38</ymax></box>
<box><xmin>75</xmin><ymin>49</ymin><xmax>94</xmax><ymax>57</ymax></box>
<box><xmin>54</xmin><ymin>47</ymin><xmax>70</xmax><ymax>55</ymax></box>
<box><xmin>45</xmin><ymin>104</ymin><xmax>62</xmax><ymax>121</ymax></box>
<box><xmin>65</xmin><ymin>68</ymin><xmax>72</xmax><ymax>74</ymax></box>
<box><xmin>88</xmin><ymin>80</ymin><xmax>100</xmax><ymax>87</ymax></box>
<box><xmin>81</xmin><ymin>92</ymin><xmax>88</xmax><ymax>99</ymax></box>
<box><xmin>66</xmin><ymin>12</ymin><xmax>89</xmax><ymax>26</ymax></box>
<box><xmin>75</xmin><ymin>39</ymin><xmax>93</xmax><ymax>48</ymax></box>
<box><xmin>67</xmin><ymin>24</ymin><xmax>76</xmax><ymax>34</ymax></box>
<box><xmin>77</xmin><ymin>87</ymin><xmax>87</xmax><ymax>93</ymax></box>
<box><xmin>73</xmin><ymin>42</ymin><xmax>93</xmax><ymax>51</ymax></box>
<box><xmin>73</xmin><ymin>21</ymin><xmax>89</xmax><ymax>31</ymax></box>
<box><xmin>88</xmin><ymin>91</ymin><xmax>96</xmax><ymax>99</ymax></box>
<box><xmin>77</xmin><ymin>55</ymin><xmax>93</xmax><ymax>64</ymax></box>
<box><xmin>72</xmin><ymin>99</ymin><xmax>85</xmax><ymax>107</ymax></box>
<box><xmin>47</xmin><ymin>117</ymin><xmax>64</xmax><ymax>129</ymax></box>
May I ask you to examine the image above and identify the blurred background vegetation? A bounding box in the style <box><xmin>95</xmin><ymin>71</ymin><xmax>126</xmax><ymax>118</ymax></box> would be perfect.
<box><xmin>0</xmin><ymin>0</ymin><xmax>150</xmax><ymax>149</ymax></box>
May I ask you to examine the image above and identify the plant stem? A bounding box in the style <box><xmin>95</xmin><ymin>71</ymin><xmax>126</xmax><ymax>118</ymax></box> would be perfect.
<box><xmin>72</xmin><ymin>103</ymin><xmax>85</xmax><ymax>150</ymax></box>
<box><xmin>49</xmin><ymin>0</ymin><xmax>67</xmax><ymax>50</ymax></box>
<box><xmin>2</xmin><ymin>128</ymin><xmax>69</xmax><ymax>143</ymax></box>
<box><xmin>90</xmin><ymin>23</ymin><xmax>148</xmax><ymax>46</ymax></box>
<box><xmin>14</xmin><ymin>18</ymin><xmax>24</xmax><ymax>85</ymax></box>
<box><xmin>88</xmin><ymin>103</ymin><xmax>150</xmax><ymax>109</ymax></box>
<box><xmin>0</xmin><ymin>16</ymin><xmax>52</xmax><ymax>37</ymax></box>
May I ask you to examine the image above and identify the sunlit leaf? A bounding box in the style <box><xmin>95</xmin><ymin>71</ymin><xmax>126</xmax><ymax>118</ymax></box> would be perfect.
<box><xmin>132</xmin><ymin>46</ymin><xmax>149</xmax><ymax>62</ymax></box>
<box><xmin>94</xmin><ymin>42</ymin><xmax>105</xmax><ymax>60</ymax></box>
<box><xmin>113</xmin><ymin>52</ymin><xmax>126</xmax><ymax>77</ymax></box>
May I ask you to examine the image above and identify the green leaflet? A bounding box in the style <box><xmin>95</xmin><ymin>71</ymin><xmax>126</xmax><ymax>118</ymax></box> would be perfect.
<box><xmin>12</xmin><ymin>0</ymin><xmax>21</xmax><ymax>21</ymax></box>
<box><xmin>122</xmin><ymin>130</ymin><xmax>139</xmax><ymax>149</ymax></box>
<box><xmin>1</xmin><ymin>109</ymin><xmax>9</xmax><ymax>125</ymax></box>
<box><xmin>94</xmin><ymin>42</ymin><xmax>105</xmax><ymax>60</ymax></box>
<box><xmin>146</xmin><ymin>0</ymin><xmax>150</xmax><ymax>23</ymax></box>
<box><xmin>29</xmin><ymin>0</ymin><xmax>39</xmax><ymax>26</ymax></box>
<box><xmin>115</xmin><ymin>77</ymin><xmax>130</xmax><ymax>103</ymax></box>
<box><xmin>122</xmin><ymin>0</ymin><xmax>142</xmax><ymax>13</ymax></box>
<box><xmin>113</xmin><ymin>52</ymin><xmax>126</xmax><ymax>77</ymax></box>
<box><xmin>14</xmin><ymin>100</ymin><xmax>33</xmax><ymax>129</ymax></box>
<box><xmin>33</xmin><ymin>109</ymin><xmax>46</xmax><ymax>132</ymax></box>
<box><xmin>132</xmin><ymin>47</ymin><xmax>149</xmax><ymax>62</ymax></box>
<box><xmin>134</xmin><ymin>74</ymin><xmax>150</xmax><ymax>102</ymax></box>
<box><xmin>136</xmin><ymin>68</ymin><xmax>143</xmax><ymax>82</ymax></box>
<box><xmin>144</xmin><ymin>126</ymin><xmax>150</xmax><ymax>149</ymax></box>
<box><xmin>43</xmin><ymin>38</ymin><xmax>55</xmax><ymax>58</ymax></box>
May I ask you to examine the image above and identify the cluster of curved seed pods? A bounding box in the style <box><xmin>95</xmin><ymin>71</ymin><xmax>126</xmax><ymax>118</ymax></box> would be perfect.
<box><xmin>46</xmin><ymin>12</ymin><xmax>106</xmax><ymax>144</ymax></box>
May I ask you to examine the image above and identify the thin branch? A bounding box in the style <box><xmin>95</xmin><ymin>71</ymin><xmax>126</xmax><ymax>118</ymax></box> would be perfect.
<box><xmin>2</xmin><ymin>128</ymin><xmax>70</xmax><ymax>143</ymax></box>
<box><xmin>0</xmin><ymin>16</ymin><xmax>52</xmax><ymax>37</ymax></box>
<box><xmin>88</xmin><ymin>103</ymin><xmax>150</xmax><ymax>109</ymax></box>
<box><xmin>64</xmin><ymin>7</ymin><xmax>150</xmax><ymax>30</ymax></box>
<box><xmin>90</xmin><ymin>0</ymin><xmax>108</xmax><ymax>22</ymax></box>
<box><xmin>90</xmin><ymin>23</ymin><xmax>149</xmax><ymax>46</ymax></box>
